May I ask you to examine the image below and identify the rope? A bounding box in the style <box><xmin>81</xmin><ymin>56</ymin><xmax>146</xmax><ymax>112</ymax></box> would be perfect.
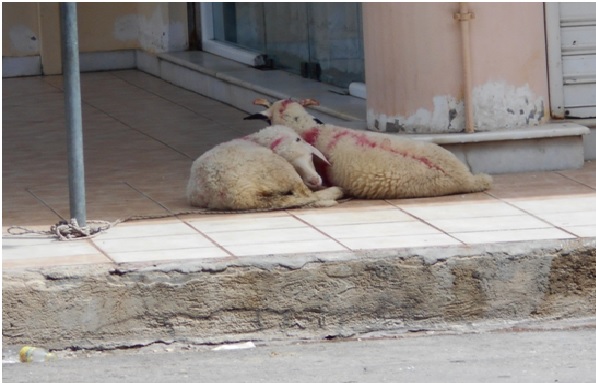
<box><xmin>7</xmin><ymin>218</ymin><xmax>114</xmax><ymax>241</ymax></box>
<box><xmin>5</xmin><ymin>212</ymin><xmax>205</xmax><ymax>241</ymax></box>
<box><xmin>5</xmin><ymin>199</ymin><xmax>353</xmax><ymax>241</ymax></box>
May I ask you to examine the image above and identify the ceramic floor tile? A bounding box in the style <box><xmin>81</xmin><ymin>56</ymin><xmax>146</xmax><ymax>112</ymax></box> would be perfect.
<box><xmin>108</xmin><ymin>247</ymin><xmax>230</xmax><ymax>263</ymax></box>
<box><xmin>2</xmin><ymin>235</ymin><xmax>58</xmax><ymax>247</ymax></box>
<box><xmin>187</xmin><ymin>213</ymin><xmax>305</xmax><ymax>233</ymax></box>
<box><xmin>399</xmin><ymin>201</ymin><xmax>523</xmax><ymax>220</ymax></box>
<box><xmin>328</xmin><ymin>199</ymin><xmax>396</xmax><ymax>210</ymax></box>
<box><xmin>94</xmin><ymin>233</ymin><xmax>214</xmax><ymax>253</ymax></box>
<box><xmin>3</xmin><ymin>254</ymin><xmax>112</xmax><ymax>269</ymax></box>
<box><xmin>537</xmin><ymin>211</ymin><xmax>596</xmax><ymax>228</ymax></box>
<box><xmin>97</xmin><ymin>220</ymin><xmax>196</xmax><ymax>239</ymax></box>
<box><xmin>453</xmin><ymin>228</ymin><xmax>576</xmax><ymax>244</ymax></box>
<box><xmin>429</xmin><ymin>215</ymin><xmax>552</xmax><ymax>233</ymax></box>
<box><xmin>339</xmin><ymin>234</ymin><xmax>461</xmax><ymax>250</ymax></box>
<box><xmin>292</xmin><ymin>208</ymin><xmax>415</xmax><ymax>226</ymax></box>
<box><xmin>388</xmin><ymin>192</ymin><xmax>494</xmax><ymax>207</ymax></box>
<box><xmin>564</xmin><ymin>225</ymin><xmax>596</xmax><ymax>237</ymax></box>
<box><xmin>206</xmin><ymin>227</ymin><xmax>329</xmax><ymax>246</ymax></box>
<box><xmin>488</xmin><ymin>183</ymin><xmax>594</xmax><ymax>199</ymax></box>
<box><xmin>506</xmin><ymin>195</ymin><xmax>596</xmax><ymax>214</ymax></box>
<box><xmin>318</xmin><ymin>221</ymin><xmax>440</xmax><ymax>239</ymax></box>
<box><xmin>4</xmin><ymin>70</ymin><xmax>596</xmax><ymax>266</ymax></box>
<box><xmin>225</xmin><ymin>239</ymin><xmax>346</xmax><ymax>257</ymax></box>
<box><xmin>2</xmin><ymin>237</ymin><xmax>102</xmax><ymax>259</ymax></box>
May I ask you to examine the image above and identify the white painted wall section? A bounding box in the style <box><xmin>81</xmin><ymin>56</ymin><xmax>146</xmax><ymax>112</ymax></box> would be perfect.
<box><xmin>368</xmin><ymin>82</ymin><xmax>544</xmax><ymax>133</ymax></box>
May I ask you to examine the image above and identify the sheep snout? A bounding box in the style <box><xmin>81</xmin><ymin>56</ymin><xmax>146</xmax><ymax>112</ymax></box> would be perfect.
<box><xmin>291</xmin><ymin>156</ymin><xmax>323</xmax><ymax>189</ymax></box>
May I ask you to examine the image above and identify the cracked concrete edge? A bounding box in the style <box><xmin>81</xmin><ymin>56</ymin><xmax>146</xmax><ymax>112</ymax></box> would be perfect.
<box><xmin>3</xmin><ymin>237</ymin><xmax>595</xmax><ymax>350</ymax></box>
<box><xmin>4</xmin><ymin>237</ymin><xmax>593</xmax><ymax>279</ymax></box>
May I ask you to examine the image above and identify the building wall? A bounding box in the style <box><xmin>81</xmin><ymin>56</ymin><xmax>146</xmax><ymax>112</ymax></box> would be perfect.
<box><xmin>3</xmin><ymin>3</ymin><xmax>41</xmax><ymax>57</ymax></box>
<box><xmin>363</xmin><ymin>3</ymin><xmax>550</xmax><ymax>133</ymax></box>
<box><xmin>2</xmin><ymin>2</ymin><xmax>188</xmax><ymax>75</ymax></box>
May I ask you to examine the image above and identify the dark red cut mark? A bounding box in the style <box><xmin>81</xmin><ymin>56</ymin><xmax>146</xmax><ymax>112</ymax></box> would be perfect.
<box><xmin>313</xmin><ymin>156</ymin><xmax>332</xmax><ymax>186</ymax></box>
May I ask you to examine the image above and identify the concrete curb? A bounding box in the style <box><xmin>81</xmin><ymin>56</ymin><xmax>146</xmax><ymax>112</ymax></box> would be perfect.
<box><xmin>3</xmin><ymin>238</ymin><xmax>595</xmax><ymax>350</ymax></box>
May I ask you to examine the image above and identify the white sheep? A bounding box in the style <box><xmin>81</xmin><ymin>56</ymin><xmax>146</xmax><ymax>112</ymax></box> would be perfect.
<box><xmin>187</xmin><ymin>125</ymin><xmax>344</xmax><ymax>210</ymax></box>
<box><xmin>245</xmin><ymin>99</ymin><xmax>493</xmax><ymax>199</ymax></box>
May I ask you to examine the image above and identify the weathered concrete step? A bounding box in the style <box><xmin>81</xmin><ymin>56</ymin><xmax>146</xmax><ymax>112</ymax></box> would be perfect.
<box><xmin>3</xmin><ymin>238</ymin><xmax>595</xmax><ymax>350</ymax></box>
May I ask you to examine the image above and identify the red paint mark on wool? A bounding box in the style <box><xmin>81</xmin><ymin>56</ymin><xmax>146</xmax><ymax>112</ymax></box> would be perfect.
<box><xmin>327</xmin><ymin>129</ymin><xmax>446</xmax><ymax>173</ymax></box>
<box><xmin>326</xmin><ymin>131</ymin><xmax>351</xmax><ymax>151</ymax></box>
<box><xmin>269</xmin><ymin>137</ymin><xmax>284</xmax><ymax>151</ymax></box>
<box><xmin>278</xmin><ymin>99</ymin><xmax>294</xmax><ymax>120</ymax></box>
<box><xmin>354</xmin><ymin>133</ymin><xmax>378</xmax><ymax>149</ymax></box>
<box><xmin>302</xmin><ymin>127</ymin><xmax>320</xmax><ymax>145</ymax></box>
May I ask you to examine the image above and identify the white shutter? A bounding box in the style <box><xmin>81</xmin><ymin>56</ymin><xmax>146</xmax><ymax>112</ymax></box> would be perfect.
<box><xmin>556</xmin><ymin>3</ymin><xmax>596</xmax><ymax>118</ymax></box>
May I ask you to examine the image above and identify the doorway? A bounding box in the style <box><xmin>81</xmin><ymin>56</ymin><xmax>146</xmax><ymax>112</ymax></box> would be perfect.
<box><xmin>200</xmin><ymin>2</ymin><xmax>364</xmax><ymax>89</ymax></box>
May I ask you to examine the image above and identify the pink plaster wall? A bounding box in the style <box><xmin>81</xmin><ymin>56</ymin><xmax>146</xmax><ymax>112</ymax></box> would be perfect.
<box><xmin>363</xmin><ymin>3</ymin><xmax>462</xmax><ymax>116</ymax></box>
<box><xmin>363</xmin><ymin>2</ymin><xmax>550</xmax><ymax>132</ymax></box>
<box><xmin>469</xmin><ymin>3</ymin><xmax>549</xmax><ymax>95</ymax></box>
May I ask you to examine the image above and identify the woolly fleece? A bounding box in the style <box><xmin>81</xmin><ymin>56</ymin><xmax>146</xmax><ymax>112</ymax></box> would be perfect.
<box><xmin>187</xmin><ymin>125</ymin><xmax>344</xmax><ymax>210</ymax></box>
<box><xmin>250</xmin><ymin>99</ymin><xmax>493</xmax><ymax>199</ymax></box>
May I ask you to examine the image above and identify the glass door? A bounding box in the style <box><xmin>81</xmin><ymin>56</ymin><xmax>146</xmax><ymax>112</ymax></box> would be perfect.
<box><xmin>203</xmin><ymin>2</ymin><xmax>364</xmax><ymax>88</ymax></box>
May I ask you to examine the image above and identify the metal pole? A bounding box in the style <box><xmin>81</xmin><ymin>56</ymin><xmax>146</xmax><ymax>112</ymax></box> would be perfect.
<box><xmin>59</xmin><ymin>2</ymin><xmax>86</xmax><ymax>226</ymax></box>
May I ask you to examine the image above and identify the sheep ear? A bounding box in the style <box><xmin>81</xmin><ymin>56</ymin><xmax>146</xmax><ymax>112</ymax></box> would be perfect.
<box><xmin>299</xmin><ymin>99</ymin><xmax>320</xmax><ymax>107</ymax></box>
<box><xmin>244</xmin><ymin>113</ymin><xmax>271</xmax><ymax>122</ymax></box>
<box><xmin>310</xmin><ymin>146</ymin><xmax>330</xmax><ymax>165</ymax></box>
<box><xmin>253</xmin><ymin>98</ymin><xmax>272</xmax><ymax>108</ymax></box>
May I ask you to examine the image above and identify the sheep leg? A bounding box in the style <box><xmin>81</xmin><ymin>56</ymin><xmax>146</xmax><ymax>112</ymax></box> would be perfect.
<box><xmin>306</xmin><ymin>186</ymin><xmax>343</xmax><ymax>207</ymax></box>
<box><xmin>256</xmin><ymin>193</ymin><xmax>320</xmax><ymax>210</ymax></box>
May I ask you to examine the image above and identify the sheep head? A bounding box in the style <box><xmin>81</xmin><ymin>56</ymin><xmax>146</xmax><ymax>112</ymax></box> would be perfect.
<box><xmin>246</xmin><ymin>125</ymin><xmax>328</xmax><ymax>189</ymax></box>
<box><xmin>244</xmin><ymin>98</ymin><xmax>324</xmax><ymax>132</ymax></box>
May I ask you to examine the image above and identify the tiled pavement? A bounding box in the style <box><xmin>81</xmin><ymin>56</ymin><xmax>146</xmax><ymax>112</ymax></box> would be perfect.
<box><xmin>3</xmin><ymin>70</ymin><xmax>596</xmax><ymax>270</ymax></box>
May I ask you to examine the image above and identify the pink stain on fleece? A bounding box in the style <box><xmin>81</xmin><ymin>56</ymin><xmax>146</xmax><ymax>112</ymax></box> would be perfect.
<box><xmin>302</xmin><ymin>127</ymin><xmax>321</xmax><ymax>146</ymax></box>
<box><xmin>324</xmin><ymin>128</ymin><xmax>445</xmax><ymax>173</ymax></box>
<box><xmin>278</xmin><ymin>99</ymin><xmax>294</xmax><ymax>121</ymax></box>
<box><xmin>269</xmin><ymin>137</ymin><xmax>284</xmax><ymax>151</ymax></box>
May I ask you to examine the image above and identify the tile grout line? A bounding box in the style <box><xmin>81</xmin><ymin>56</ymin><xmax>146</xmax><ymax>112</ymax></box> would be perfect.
<box><xmin>104</xmin><ymin>180</ymin><xmax>237</xmax><ymax>260</ymax></box>
<box><xmin>181</xmin><ymin>219</ymin><xmax>238</xmax><ymax>258</ymax></box>
<box><xmin>24</xmin><ymin>188</ymin><xmax>66</xmax><ymax>223</ymax></box>
<box><xmin>554</xmin><ymin>170</ymin><xmax>596</xmax><ymax>192</ymax></box>
<box><xmin>124</xmin><ymin>181</ymin><xmax>175</xmax><ymax>216</ymax></box>
<box><xmin>87</xmin><ymin>237</ymin><xmax>119</xmax><ymax>264</ymax></box>
<box><xmin>384</xmin><ymin>199</ymin><xmax>468</xmax><ymax>246</ymax></box>
<box><xmin>110</xmin><ymin>71</ymin><xmax>242</xmax><ymax>127</ymax></box>
<box><xmin>43</xmin><ymin>74</ymin><xmax>195</xmax><ymax>160</ymax></box>
<box><xmin>483</xmin><ymin>190</ymin><xmax>581</xmax><ymax>239</ymax></box>
<box><xmin>286</xmin><ymin>211</ymin><xmax>354</xmax><ymax>252</ymax></box>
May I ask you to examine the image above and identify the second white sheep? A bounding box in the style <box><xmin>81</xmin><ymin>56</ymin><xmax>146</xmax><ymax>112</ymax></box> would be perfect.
<box><xmin>187</xmin><ymin>125</ymin><xmax>344</xmax><ymax>210</ymax></box>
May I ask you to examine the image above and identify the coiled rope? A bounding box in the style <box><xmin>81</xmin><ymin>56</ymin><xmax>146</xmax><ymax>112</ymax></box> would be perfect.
<box><xmin>7</xmin><ymin>218</ymin><xmax>114</xmax><ymax>241</ymax></box>
<box><xmin>6</xmin><ymin>197</ymin><xmax>353</xmax><ymax>241</ymax></box>
<box><xmin>5</xmin><ymin>210</ymin><xmax>211</xmax><ymax>241</ymax></box>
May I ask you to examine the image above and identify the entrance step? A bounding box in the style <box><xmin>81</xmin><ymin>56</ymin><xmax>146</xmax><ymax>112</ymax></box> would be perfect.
<box><xmin>138</xmin><ymin>50</ymin><xmax>591</xmax><ymax>174</ymax></box>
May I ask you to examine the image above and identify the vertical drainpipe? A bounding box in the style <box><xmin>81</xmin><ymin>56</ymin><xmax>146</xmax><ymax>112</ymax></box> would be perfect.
<box><xmin>59</xmin><ymin>2</ymin><xmax>86</xmax><ymax>226</ymax></box>
<box><xmin>455</xmin><ymin>2</ymin><xmax>475</xmax><ymax>133</ymax></box>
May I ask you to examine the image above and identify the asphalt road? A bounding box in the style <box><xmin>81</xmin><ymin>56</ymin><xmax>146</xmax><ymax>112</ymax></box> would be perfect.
<box><xmin>4</xmin><ymin>327</ymin><xmax>596</xmax><ymax>383</ymax></box>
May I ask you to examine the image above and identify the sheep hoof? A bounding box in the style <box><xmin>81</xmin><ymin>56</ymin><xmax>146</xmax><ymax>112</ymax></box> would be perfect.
<box><xmin>308</xmin><ymin>200</ymin><xmax>338</xmax><ymax>208</ymax></box>
<box><xmin>314</xmin><ymin>186</ymin><xmax>344</xmax><ymax>201</ymax></box>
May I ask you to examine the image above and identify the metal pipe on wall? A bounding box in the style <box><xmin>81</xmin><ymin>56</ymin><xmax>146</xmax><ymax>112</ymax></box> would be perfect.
<box><xmin>456</xmin><ymin>2</ymin><xmax>475</xmax><ymax>133</ymax></box>
<box><xmin>59</xmin><ymin>2</ymin><xmax>86</xmax><ymax>226</ymax></box>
